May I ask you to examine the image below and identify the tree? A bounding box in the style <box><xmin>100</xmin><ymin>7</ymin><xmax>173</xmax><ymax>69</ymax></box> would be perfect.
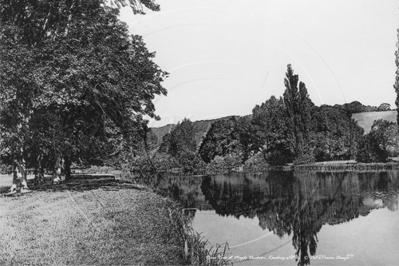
<box><xmin>234</xmin><ymin>116</ymin><xmax>261</xmax><ymax>162</ymax></box>
<box><xmin>177</xmin><ymin>151</ymin><xmax>205</xmax><ymax>174</ymax></box>
<box><xmin>162</xmin><ymin>118</ymin><xmax>196</xmax><ymax>158</ymax></box>
<box><xmin>198</xmin><ymin>117</ymin><xmax>240</xmax><ymax>163</ymax></box>
<box><xmin>378</xmin><ymin>103</ymin><xmax>391</xmax><ymax>111</ymax></box>
<box><xmin>356</xmin><ymin>119</ymin><xmax>399</xmax><ymax>162</ymax></box>
<box><xmin>0</xmin><ymin>0</ymin><xmax>165</xmax><ymax>191</ymax></box>
<box><xmin>342</xmin><ymin>101</ymin><xmax>365</xmax><ymax>114</ymax></box>
<box><xmin>251</xmin><ymin>96</ymin><xmax>293</xmax><ymax>165</ymax></box>
<box><xmin>310</xmin><ymin>105</ymin><xmax>364</xmax><ymax>161</ymax></box>
<box><xmin>395</xmin><ymin>28</ymin><xmax>399</xmax><ymax>125</ymax></box>
<box><xmin>159</xmin><ymin>133</ymin><xmax>172</xmax><ymax>154</ymax></box>
<box><xmin>156</xmin><ymin>118</ymin><xmax>206</xmax><ymax>174</ymax></box>
<box><xmin>283</xmin><ymin>64</ymin><xmax>314</xmax><ymax>164</ymax></box>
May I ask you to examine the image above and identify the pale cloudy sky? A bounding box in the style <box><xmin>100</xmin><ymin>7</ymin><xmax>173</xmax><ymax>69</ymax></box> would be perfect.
<box><xmin>120</xmin><ymin>0</ymin><xmax>399</xmax><ymax>127</ymax></box>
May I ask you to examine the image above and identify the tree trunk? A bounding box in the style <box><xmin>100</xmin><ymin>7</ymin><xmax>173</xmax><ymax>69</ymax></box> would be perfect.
<box><xmin>10</xmin><ymin>159</ymin><xmax>19</xmax><ymax>192</ymax></box>
<box><xmin>34</xmin><ymin>154</ymin><xmax>45</xmax><ymax>185</ymax></box>
<box><xmin>10</xmin><ymin>146</ymin><xmax>29</xmax><ymax>192</ymax></box>
<box><xmin>64</xmin><ymin>157</ymin><xmax>72</xmax><ymax>181</ymax></box>
<box><xmin>53</xmin><ymin>155</ymin><xmax>62</xmax><ymax>184</ymax></box>
<box><xmin>20</xmin><ymin>158</ymin><xmax>28</xmax><ymax>190</ymax></box>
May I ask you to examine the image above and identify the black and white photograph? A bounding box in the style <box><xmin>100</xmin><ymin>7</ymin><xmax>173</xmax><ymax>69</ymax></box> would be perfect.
<box><xmin>1</xmin><ymin>0</ymin><xmax>399</xmax><ymax>265</ymax></box>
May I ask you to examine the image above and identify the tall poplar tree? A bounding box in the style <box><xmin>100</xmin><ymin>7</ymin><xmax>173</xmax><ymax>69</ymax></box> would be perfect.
<box><xmin>283</xmin><ymin>64</ymin><xmax>314</xmax><ymax>164</ymax></box>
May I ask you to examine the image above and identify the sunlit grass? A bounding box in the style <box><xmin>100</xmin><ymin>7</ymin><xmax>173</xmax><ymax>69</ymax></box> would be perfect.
<box><xmin>0</xmin><ymin>177</ymin><xmax>232</xmax><ymax>265</ymax></box>
<box><xmin>0</xmin><ymin>181</ymin><xmax>183</xmax><ymax>265</ymax></box>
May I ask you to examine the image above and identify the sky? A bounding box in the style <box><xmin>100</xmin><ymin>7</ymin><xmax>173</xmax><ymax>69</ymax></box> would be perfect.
<box><xmin>119</xmin><ymin>0</ymin><xmax>399</xmax><ymax>127</ymax></box>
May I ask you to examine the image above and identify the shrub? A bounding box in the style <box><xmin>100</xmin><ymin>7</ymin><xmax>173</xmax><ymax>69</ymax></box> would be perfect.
<box><xmin>206</xmin><ymin>153</ymin><xmax>242</xmax><ymax>173</ymax></box>
<box><xmin>356</xmin><ymin>120</ymin><xmax>399</xmax><ymax>163</ymax></box>
<box><xmin>243</xmin><ymin>152</ymin><xmax>269</xmax><ymax>172</ymax></box>
<box><xmin>177</xmin><ymin>151</ymin><xmax>205</xmax><ymax>174</ymax></box>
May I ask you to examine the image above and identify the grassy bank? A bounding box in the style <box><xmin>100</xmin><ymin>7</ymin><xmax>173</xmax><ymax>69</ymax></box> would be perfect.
<box><xmin>0</xmin><ymin>177</ymin><xmax>228</xmax><ymax>265</ymax></box>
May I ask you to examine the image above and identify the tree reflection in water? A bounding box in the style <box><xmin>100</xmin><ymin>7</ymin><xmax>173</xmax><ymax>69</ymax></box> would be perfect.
<box><xmin>200</xmin><ymin>171</ymin><xmax>399</xmax><ymax>266</ymax></box>
<box><xmin>132</xmin><ymin>171</ymin><xmax>399</xmax><ymax>266</ymax></box>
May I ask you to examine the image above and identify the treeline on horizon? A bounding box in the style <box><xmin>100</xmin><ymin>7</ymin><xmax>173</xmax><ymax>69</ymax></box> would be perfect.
<box><xmin>134</xmin><ymin>65</ymin><xmax>399</xmax><ymax>174</ymax></box>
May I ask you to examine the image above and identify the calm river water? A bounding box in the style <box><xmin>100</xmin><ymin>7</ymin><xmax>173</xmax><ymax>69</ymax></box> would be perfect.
<box><xmin>134</xmin><ymin>171</ymin><xmax>399</xmax><ymax>266</ymax></box>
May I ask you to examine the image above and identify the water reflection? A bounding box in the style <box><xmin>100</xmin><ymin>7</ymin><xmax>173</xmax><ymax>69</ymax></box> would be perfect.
<box><xmin>133</xmin><ymin>171</ymin><xmax>399</xmax><ymax>266</ymax></box>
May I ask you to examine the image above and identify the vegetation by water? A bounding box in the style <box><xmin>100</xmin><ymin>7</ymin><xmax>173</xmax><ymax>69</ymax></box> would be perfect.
<box><xmin>1</xmin><ymin>2</ymin><xmax>399</xmax><ymax>265</ymax></box>
<box><xmin>116</xmin><ymin>59</ymin><xmax>399</xmax><ymax>176</ymax></box>
<box><xmin>1</xmin><ymin>0</ymin><xmax>399</xmax><ymax>185</ymax></box>
<box><xmin>129</xmin><ymin>65</ymin><xmax>399</xmax><ymax>175</ymax></box>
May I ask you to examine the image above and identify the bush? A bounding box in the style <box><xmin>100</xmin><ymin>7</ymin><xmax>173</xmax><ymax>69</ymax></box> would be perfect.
<box><xmin>152</xmin><ymin>153</ymin><xmax>180</xmax><ymax>172</ymax></box>
<box><xmin>206</xmin><ymin>156</ymin><xmax>226</xmax><ymax>173</ymax></box>
<box><xmin>293</xmin><ymin>152</ymin><xmax>315</xmax><ymax>165</ymax></box>
<box><xmin>243</xmin><ymin>152</ymin><xmax>268</xmax><ymax>172</ymax></box>
<box><xmin>206</xmin><ymin>153</ymin><xmax>242</xmax><ymax>173</ymax></box>
<box><xmin>263</xmin><ymin>147</ymin><xmax>293</xmax><ymax>166</ymax></box>
<box><xmin>356</xmin><ymin>135</ymin><xmax>387</xmax><ymax>163</ymax></box>
<box><xmin>177</xmin><ymin>151</ymin><xmax>205</xmax><ymax>174</ymax></box>
<box><xmin>356</xmin><ymin>120</ymin><xmax>399</xmax><ymax>163</ymax></box>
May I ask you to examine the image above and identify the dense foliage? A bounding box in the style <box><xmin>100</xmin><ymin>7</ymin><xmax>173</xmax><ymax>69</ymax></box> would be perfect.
<box><xmin>151</xmin><ymin>65</ymin><xmax>393</xmax><ymax>172</ymax></box>
<box><xmin>161</xmin><ymin>118</ymin><xmax>197</xmax><ymax>157</ymax></box>
<box><xmin>251</xmin><ymin>96</ymin><xmax>293</xmax><ymax>165</ymax></box>
<box><xmin>311</xmin><ymin>105</ymin><xmax>364</xmax><ymax>161</ymax></box>
<box><xmin>0</xmin><ymin>0</ymin><xmax>166</xmax><ymax>187</ymax></box>
<box><xmin>356</xmin><ymin>119</ymin><xmax>399</xmax><ymax>163</ymax></box>
<box><xmin>2</xmin><ymin>2</ymin><xmax>393</xmax><ymax>183</ymax></box>
<box><xmin>198</xmin><ymin>117</ymin><xmax>241</xmax><ymax>163</ymax></box>
<box><xmin>156</xmin><ymin>119</ymin><xmax>204</xmax><ymax>174</ymax></box>
<box><xmin>283</xmin><ymin>65</ymin><xmax>314</xmax><ymax>164</ymax></box>
<box><xmin>395</xmin><ymin>28</ymin><xmax>399</xmax><ymax>126</ymax></box>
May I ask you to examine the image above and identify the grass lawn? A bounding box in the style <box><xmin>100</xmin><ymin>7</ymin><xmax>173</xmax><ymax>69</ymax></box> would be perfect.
<box><xmin>0</xmin><ymin>176</ymin><xmax>189</xmax><ymax>265</ymax></box>
<box><xmin>352</xmin><ymin>110</ymin><xmax>396</xmax><ymax>134</ymax></box>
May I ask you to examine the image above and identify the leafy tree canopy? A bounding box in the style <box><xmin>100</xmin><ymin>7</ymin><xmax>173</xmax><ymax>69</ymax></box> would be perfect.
<box><xmin>357</xmin><ymin>119</ymin><xmax>399</xmax><ymax>163</ymax></box>
<box><xmin>160</xmin><ymin>118</ymin><xmax>197</xmax><ymax>158</ymax></box>
<box><xmin>395</xmin><ymin>28</ymin><xmax>399</xmax><ymax>125</ymax></box>
<box><xmin>198</xmin><ymin>117</ymin><xmax>241</xmax><ymax>163</ymax></box>
<box><xmin>0</xmin><ymin>0</ymin><xmax>166</xmax><ymax>182</ymax></box>
<box><xmin>251</xmin><ymin>95</ymin><xmax>293</xmax><ymax>165</ymax></box>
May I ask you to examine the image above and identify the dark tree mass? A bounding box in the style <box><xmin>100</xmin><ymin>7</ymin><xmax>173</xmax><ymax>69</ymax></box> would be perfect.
<box><xmin>152</xmin><ymin>64</ymin><xmax>397</xmax><ymax>173</ymax></box>
<box><xmin>395</xmin><ymin>29</ymin><xmax>399</xmax><ymax>126</ymax></box>
<box><xmin>0</xmin><ymin>0</ymin><xmax>166</xmax><ymax>191</ymax></box>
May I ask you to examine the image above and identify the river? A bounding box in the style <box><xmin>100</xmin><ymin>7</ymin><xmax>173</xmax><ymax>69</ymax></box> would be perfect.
<box><xmin>133</xmin><ymin>171</ymin><xmax>399</xmax><ymax>266</ymax></box>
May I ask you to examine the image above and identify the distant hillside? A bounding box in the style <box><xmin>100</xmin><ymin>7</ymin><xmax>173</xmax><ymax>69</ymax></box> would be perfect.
<box><xmin>151</xmin><ymin>124</ymin><xmax>174</xmax><ymax>144</ymax></box>
<box><xmin>352</xmin><ymin>111</ymin><xmax>397</xmax><ymax>134</ymax></box>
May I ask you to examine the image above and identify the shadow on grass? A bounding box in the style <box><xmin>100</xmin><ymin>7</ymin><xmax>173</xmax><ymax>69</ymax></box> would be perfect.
<box><xmin>0</xmin><ymin>175</ymin><xmax>145</xmax><ymax>195</ymax></box>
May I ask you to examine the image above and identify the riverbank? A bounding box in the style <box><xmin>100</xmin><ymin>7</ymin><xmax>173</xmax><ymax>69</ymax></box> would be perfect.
<box><xmin>293</xmin><ymin>160</ymin><xmax>399</xmax><ymax>171</ymax></box>
<box><xmin>0</xmin><ymin>176</ymin><xmax>217</xmax><ymax>265</ymax></box>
